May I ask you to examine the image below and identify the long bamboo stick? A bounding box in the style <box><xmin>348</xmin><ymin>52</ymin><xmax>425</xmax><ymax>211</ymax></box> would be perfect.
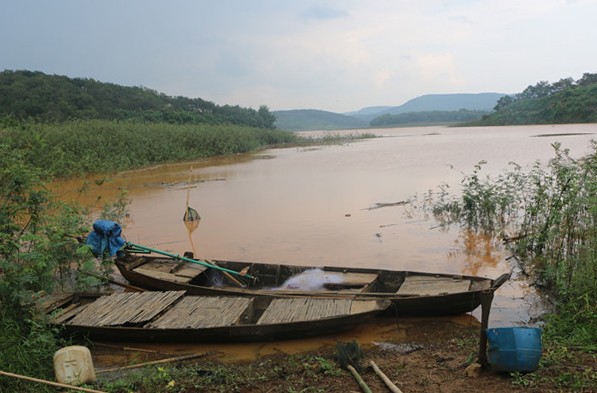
<box><xmin>0</xmin><ymin>370</ymin><xmax>106</xmax><ymax>393</ymax></box>
<box><xmin>370</xmin><ymin>360</ymin><xmax>403</xmax><ymax>393</ymax></box>
<box><xmin>346</xmin><ymin>365</ymin><xmax>372</xmax><ymax>393</ymax></box>
<box><xmin>92</xmin><ymin>342</ymin><xmax>175</xmax><ymax>355</ymax></box>
<box><xmin>96</xmin><ymin>352</ymin><xmax>209</xmax><ymax>374</ymax></box>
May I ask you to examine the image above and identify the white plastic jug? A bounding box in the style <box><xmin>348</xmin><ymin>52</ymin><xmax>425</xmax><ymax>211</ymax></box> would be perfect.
<box><xmin>53</xmin><ymin>345</ymin><xmax>96</xmax><ymax>386</ymax></box>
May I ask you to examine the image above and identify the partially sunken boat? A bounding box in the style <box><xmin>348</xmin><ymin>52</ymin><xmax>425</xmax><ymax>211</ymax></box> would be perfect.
<box><xmin>114</xmin><ymin>250</ymin><xmax>510</xmax><ymax>317</ymax></box>
<box><xmin>45</xmin><ymin>291</ymin><xmax>390</xmax><ymax>343</ymax></box>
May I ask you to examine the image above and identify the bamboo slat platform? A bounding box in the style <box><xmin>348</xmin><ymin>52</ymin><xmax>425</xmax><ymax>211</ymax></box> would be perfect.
<box><xmin>148</xmin><ymin>296</ymin><xmax>252</xmax><ymax>329</ymax></box>
<box><xmin>257</xmin><ymin>298</ymin><xmax>353</xmax><ymax>324</ymax></box>
<box><xmin>53</xmin><ymin>303</ymin><xmax>91</xmax><ymax>324</ymax></box>
<box><xmin>396</xmin><ymin>275</ymin><xmax>471</xmax><ymax>296</ymax></box>
<box><xmin>67</xmin><ymin>291</ymin><xmax>185</xmax><ymax>327</ymax></box>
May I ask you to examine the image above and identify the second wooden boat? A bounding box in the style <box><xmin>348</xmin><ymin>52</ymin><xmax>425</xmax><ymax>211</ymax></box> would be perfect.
<box><xmin>44</xmin><ymin>291</ymin><xmax>390</xmax><ymax>342</ymax></box>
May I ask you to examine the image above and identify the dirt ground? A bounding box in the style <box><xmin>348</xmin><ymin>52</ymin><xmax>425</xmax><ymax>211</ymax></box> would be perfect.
<box><xmin>93</xmin><ymin>318</ymin><xmax>533</xmax><ymax>393</ymax></box>
<box><xmin>225</xmin><ymin>320</ymin><xmax>518</xmax><ymax>393</ymax></box>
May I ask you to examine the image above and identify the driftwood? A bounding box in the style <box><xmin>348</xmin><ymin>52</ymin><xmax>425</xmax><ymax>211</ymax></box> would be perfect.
<box><xmin>0</xmin><ymin>370</ymin><xmax>106</xmax><ymax>393</ymax></box>
<box><xmin>370</xmin><ymin>360</ymin><xmax>403</xmax><ymax>393</ymax></box>
<box><xmin>96</xmin><ymin>352</ymin><xmax>209</xmax><ymax>374</ymax></box>
<box><xmin>364</xmin><ymin>201</ymin><xmax>408</xmax><ymax>211</ymax></box>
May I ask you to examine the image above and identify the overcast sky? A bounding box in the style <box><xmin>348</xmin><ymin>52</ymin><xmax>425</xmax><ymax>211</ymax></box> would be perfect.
<box><xmin>2</xmin><ymin>1</ymin><xmax>596</xmax><ymax>113</ymax></box>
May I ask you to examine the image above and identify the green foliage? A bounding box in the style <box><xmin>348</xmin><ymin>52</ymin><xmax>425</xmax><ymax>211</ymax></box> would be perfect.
<box><xmin>511</xmin><ymin>302</ymin><xmax>596</xmax><ymax>391</ymax></box>
<box><xmin>0</xmin><ymin>138</ymin><xmax>133</xmax><ymax>390</ymax></box>
<box><xmin>0</xmin><ymin>70</ymin><xmax>276</xmax><ymax>128</ymax></box>
<box><xmin>471</xmin><ymin>73</ymin><xmax>597</xmax><ymax>125</ymax></box>
<box><xmin>312</xmin><ymin>356</ymin><xmax>343</xmax><ymax>376</ymax></box>
<box><xmin>0</xmin><ymin>317</ymin><xmax>65</xmax><ymax>393</ymax></box>
<box><xmin>370</xmin><ymin>109</ymin><xmax>487</xmax><ymax>127</ymax></box>
<box><xmin>422</xmin><ymin>142</ymin><xmax>597</xmax><ymax>389</ymax></box>
<box><xmin>424</xmin><ymin>142</ymin><xmax>596</xmax><ymax>302</ymax></box>
<box><xmin>0</xmin><ymin>144</ymin><xmax>97</xmax><ymax>311</ymax></box>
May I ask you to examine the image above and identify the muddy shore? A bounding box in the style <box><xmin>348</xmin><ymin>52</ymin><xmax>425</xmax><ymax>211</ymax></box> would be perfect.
<box><xmin>91</xmin><ymin>318</ymin><xmax>530</xmax><ymax>393</ymax></box>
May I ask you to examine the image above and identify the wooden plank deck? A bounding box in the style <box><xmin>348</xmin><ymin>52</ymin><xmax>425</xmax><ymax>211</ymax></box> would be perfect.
<box><xmin>134</xmin><ymin>259</ymin><xmax>207</xmax><ymax>283</ymax></box>
<box><xmin>396</xmin><ymin>275</ymin><xmax>471</xmax><ymax>296</ymax></box>
<box><xmin>148</xmin><ymin>296</ymin><xmax>252</xmax><ymax>329</ymax></box>
<box><xmin>257</xmin><ymin>298</ymin><xmax>353</xmax><ymax>324</ymax></box>
<box><xmin>133</xmin><ymin>267</ymin><xmax>203</xmax><ymax>283</ymax></box>
<box><xmin>67</xmin><ymin>291</ymin><xmax>185</xmax><ymax>327</ymax></box>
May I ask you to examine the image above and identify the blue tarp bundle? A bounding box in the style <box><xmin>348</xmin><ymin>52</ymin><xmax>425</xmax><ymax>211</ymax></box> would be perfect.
<box><xmin>86</xmin><ymin>220</ymin><xmax>126</xmax><ymax>257</ymax></box>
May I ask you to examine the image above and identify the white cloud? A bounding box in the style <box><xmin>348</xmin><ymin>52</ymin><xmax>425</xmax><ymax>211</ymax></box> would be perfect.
<box><xmin>2</xmin><ymin>0</ymin><xmax>597</xmax><ymax>112</ymax></box>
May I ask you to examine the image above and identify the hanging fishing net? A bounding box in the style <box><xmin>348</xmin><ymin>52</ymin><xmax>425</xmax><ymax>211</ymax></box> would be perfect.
<box><xmin>183</xmin><ymin>206</ymin><xmax>200</xmax><ymax>222</ymax></box>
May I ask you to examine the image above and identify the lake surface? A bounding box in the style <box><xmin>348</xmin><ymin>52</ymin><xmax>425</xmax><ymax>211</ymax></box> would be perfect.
<box><xmin>55</xmin><ymin>123</ymin><xmax>596</xmax><ymax>328</ymax></box>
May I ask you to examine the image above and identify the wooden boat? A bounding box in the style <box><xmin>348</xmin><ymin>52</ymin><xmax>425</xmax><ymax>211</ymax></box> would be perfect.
<box><xmin>43</xmin><ymin>291</ymin><xmax>389</xmax><ymax>343</ymax></box>
<box><xmin>114</xmin><ymin>251</ymin><xmax>510</xmax><ymax>317</ymax></box>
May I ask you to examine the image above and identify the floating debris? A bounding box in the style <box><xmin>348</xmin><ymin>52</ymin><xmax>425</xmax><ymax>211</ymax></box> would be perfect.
<box><xmin>364</xmin><ymin>201</ymin><xmax>408</xmax><ymax>211</ymax></box>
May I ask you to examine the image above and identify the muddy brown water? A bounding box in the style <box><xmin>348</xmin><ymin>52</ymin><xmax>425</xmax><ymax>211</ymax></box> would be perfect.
<box><xmin>52</xmin><ymin>124</ymin><xmax>596</xmax><ymax>365</ymax></box>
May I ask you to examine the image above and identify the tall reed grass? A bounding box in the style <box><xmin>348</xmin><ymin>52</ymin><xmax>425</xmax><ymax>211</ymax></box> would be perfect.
<box><xmin>1</xmin><ymin>119</ymin><xmax>298</xmax><ymax>178</ymax></box>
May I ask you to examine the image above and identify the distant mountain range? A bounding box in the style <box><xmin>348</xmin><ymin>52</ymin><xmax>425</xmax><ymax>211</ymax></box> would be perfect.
<box><xmin>272</xmin><ymin>109</ymin><xmax>368</xmax><ymax>131</ymax></box>
<box><xmin>273</xmin><ymin>92</ymin><xmax>506</xmax><ymax>131</ymax></box>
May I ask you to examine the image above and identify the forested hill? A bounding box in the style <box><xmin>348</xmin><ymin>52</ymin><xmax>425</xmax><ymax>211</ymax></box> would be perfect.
<box><xmin>273</xmin><ymin>109</ymin><xmax>367</xmax><ymax>131</ymax></box>
<box><xmin>471</xmin><ymin>73</ymin><xmax>597</xmax><ymax>126</ymax></box>
<box><xmin>0</xmin><ymin>70</ymin><xmax>276</xmax><ymax>128</ymax></box>
<box><xmin>348</xmin><ymin>93</ymin><xmax>505</xmax><ymax>123</ymax></box>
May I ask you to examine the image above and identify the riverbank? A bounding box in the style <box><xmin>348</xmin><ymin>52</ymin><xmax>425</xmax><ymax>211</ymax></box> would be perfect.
<box><xmin>89</xmin><ymin>318</ymin><xmax>592</xmax><ymax>393</ymax></box>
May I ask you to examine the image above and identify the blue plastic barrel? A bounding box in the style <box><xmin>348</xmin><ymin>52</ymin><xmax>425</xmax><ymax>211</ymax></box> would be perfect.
<box><xmin>486</xmin><ymin>327</ymin><xmax>542</xmax><ymax>372</ymax></box>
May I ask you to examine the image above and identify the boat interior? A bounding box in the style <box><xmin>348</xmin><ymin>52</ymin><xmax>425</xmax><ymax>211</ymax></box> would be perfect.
<box><xmin>120</xmin><ymin>254</ymin><xmax>492</xmax><ymax>297</ymax></box>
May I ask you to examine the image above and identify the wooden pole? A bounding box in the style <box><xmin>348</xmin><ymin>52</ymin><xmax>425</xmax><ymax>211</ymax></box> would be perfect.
<box><xmin>370</xmin><ymin>360</ymin><xmax>403</xmax><ymax>393</ymax></box>
<box><xmin>478</xmin><ymin>289</ymin><xmax>495</xmax><ymax>368</ymax></box>
<box><xmin>96</xmin><ymin>352</ymin><xmax>209</xmax><ymax>374</ymax></box>
<box><xmin>0</xmin><ymin>370</ymin><xmax>106</xmax><ymax>393</ymax></box>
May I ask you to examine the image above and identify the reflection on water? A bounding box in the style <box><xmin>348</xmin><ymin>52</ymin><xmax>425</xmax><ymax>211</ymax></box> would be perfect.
<box><xmin>53</xmin><ymin>124</ymin><xmax>594</xmax><ymax>335</ymax></box>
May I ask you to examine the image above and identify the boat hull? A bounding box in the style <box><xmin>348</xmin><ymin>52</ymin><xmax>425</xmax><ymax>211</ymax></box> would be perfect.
<box><xmin>45</xmin><ymin>292</ymin><xmax>389</xmax><ymax>343</ymax></box>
